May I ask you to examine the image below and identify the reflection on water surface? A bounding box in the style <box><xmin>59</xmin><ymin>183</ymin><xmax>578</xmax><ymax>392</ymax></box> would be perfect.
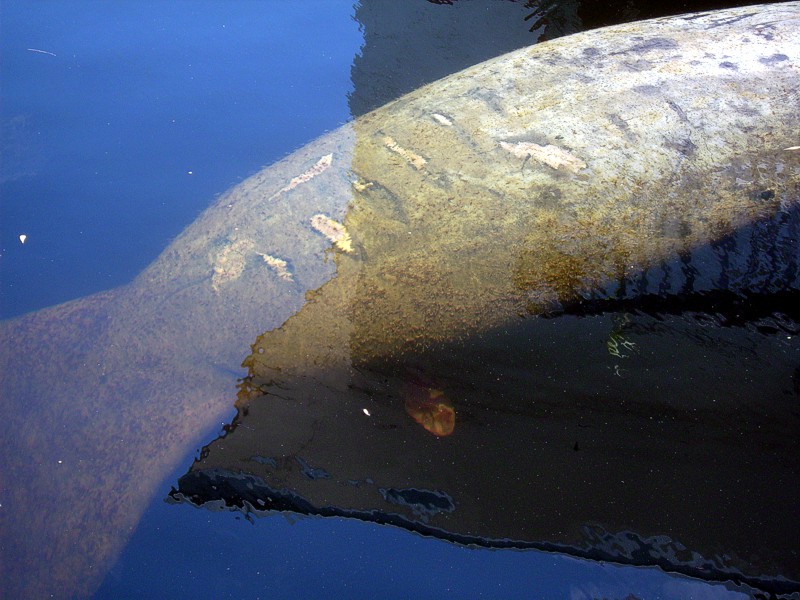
<box><xmin>1</xmin><ymin>2</ymin><xmax>799</xmax><ymax>599</ymax></box>
<box><xmin>174</xmin><ymin>209</ymin><xmax>800</xmax><ymax>597</ymax></box>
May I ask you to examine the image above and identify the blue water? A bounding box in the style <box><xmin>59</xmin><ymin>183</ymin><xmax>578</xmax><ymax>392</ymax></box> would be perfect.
<box><xmin>0</xmin><ymin>2</ymin><xmax>757</xmax><ymax>598</ymax></box>
<box><xmin>0</xmin><ymin>0</ymin><xmax>357</xmax><ymax>318</ymax></box>
<box><xmin>101</xmin><ymin>451</ymin><xmax>750</xmax><ymax>600</ymax></box>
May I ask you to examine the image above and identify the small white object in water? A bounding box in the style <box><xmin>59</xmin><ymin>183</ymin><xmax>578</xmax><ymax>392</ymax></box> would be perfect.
<box><xmin>362</xmin><ymin>408</ymin><xmax>371</xmax><ymax>417</ymax></box>
<box><xmin>19</xmin><ymin>234</ymin><xmax>27</xmax><ymax>244</ymax></box>
<box><xmin>27</xmin><ymin>48</ymin><xmax>57</xmax><ymax>57</ymax></box>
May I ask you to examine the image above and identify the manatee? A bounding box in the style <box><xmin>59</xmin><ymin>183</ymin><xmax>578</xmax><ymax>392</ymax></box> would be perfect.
<box><xmin>1</xmin><ymin>3</ymin><xmax>799</xmax><ymax>598</ymax></box>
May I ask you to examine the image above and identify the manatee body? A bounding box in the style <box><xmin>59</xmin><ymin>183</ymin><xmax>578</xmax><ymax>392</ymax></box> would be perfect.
<box><xmin>183</xmin><ymin>4</ymin><xmax>800</xmax><ymax>593</ymax></box>
<box><xmin>245</xmin><ymin>3</ymin><xmax>800</xmax><ymax>376</ymax></box>
<box><xmin>1</xmin><ymin>4</ymin><xmax>799</xmax><ymax>599</ymax></box>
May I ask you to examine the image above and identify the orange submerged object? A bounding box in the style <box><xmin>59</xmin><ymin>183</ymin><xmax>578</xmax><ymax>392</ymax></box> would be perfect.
<box><xmin>404</xmin><ymin>387</ymin><xmax>455</xmax><ymax>437</ymax></box>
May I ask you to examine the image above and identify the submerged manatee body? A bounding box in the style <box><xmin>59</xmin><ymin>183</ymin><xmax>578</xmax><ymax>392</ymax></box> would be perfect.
<box><xmin>1</xmin><ymin>4</ymin><xmax>799</xmax><ymax>598</ymax></box>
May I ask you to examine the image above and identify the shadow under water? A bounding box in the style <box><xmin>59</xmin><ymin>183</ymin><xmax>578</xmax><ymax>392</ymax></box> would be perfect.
<box><xmin>170</xmin><ymin>205</ymin><xmax>800</xmax><ymax>598</ymax></box>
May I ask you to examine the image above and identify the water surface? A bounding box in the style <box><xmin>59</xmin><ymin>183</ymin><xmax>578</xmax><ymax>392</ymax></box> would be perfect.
<box><xmin>1</xmin><ymin>2</ymin><xmax>796</xmax><ymax>599</ymax></box>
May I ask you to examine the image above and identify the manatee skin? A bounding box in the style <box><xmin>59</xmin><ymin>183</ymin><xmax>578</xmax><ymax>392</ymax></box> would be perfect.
<box><xmin>1</xmin><ymin>4</ymin><xmax>799</xmax><ymax>599</ymax></box>
<box><xmin>204</xmin><ymin>5</ymin><xmax>800</xmax><ymax>591</ymax></box>
<box><xmin>247</xmin><ymin>2</ymin><xmax>800</xmax><ymax>371</ymax></box>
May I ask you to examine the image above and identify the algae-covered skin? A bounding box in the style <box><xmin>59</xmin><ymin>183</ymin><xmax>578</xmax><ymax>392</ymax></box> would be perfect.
<box><xmin>245</xmin><ymin>3</ymin><xmax>800</xmax><ymax>374</ymax></box>
<box><xmin>1</xmin><ymin>4</ymin><xmax>799</xmax><ymax>599</ymax></box>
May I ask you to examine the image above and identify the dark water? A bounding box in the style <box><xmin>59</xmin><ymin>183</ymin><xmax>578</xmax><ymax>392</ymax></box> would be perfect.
<box><xmin>1</xmin><ymin>1</ymin><xmax>797</xmax><ymax>599</ymax></box>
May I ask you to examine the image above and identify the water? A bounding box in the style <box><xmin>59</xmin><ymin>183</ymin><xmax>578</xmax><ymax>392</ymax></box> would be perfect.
<box><xmin>103</xmin><ymin>469</ymin><xmax>757</xmax><ymax>599</ymax></box>
<box><xmin>0</xmin><ymin>0</ymin><xmax>360</xmax><ymax>318</ymax></box>
<box><xmin>1</xmin><ymin>1</ymin><xmax>797</xmax><ymax>599</ymax></box>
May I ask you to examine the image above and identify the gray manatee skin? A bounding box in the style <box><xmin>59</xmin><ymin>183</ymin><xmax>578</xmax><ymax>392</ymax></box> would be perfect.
<box><xmin>247</xmin><ymin>2</ymin><xmax>800</xmax><ymax>372</ymax></box>
<box><xmin>1</xmin><ymin>3</ymin><xmax>799</xmax><ymax>599</ymax></box>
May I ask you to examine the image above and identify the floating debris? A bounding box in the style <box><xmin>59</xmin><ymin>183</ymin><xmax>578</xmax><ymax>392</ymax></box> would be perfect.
<box><xmin>19</xmin><ymin>234</ymin><xmax>27</xmax><ymax>244</ymax></box>
<box><xmin>501</xmin><ymin>140</ymin><xmax>587</xmax><ymax>173</ymax></box>
<box><xmin>27</xmin><ymin>48</ymin><xmax>57</xmax><ymax>57</ymax></box>
<box><xmin>310</xmin><ymin>214</ymin><xmax>353</xmax><ymax>253</ymax></box>
<box><xmin>405</xmin><ymin>387</ymin><xmax>455</xmax><ymax>437</ymax></box>
<box><xmin>382</xmin><ymin>136</ymin><xmax>427</xmax><ymax>170</ymax></box>
<box><xmin>431</xmin><ymin>113</ymin><xmax>453</xmax><ymax>126</ymax></box>
<box><xmin>269</xmin><ymin>153</ymin><xmax>333</xmax><ymax>201</ymax></box>
<box><xmin>258</xmin><ymin>253</ymin><xmax>293</xmax><ymax>282</ymax></box>
<box><xmin>607</xmin><ymin>331</ymin><xmax>637</xmax><ymax>358</ymax></box>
